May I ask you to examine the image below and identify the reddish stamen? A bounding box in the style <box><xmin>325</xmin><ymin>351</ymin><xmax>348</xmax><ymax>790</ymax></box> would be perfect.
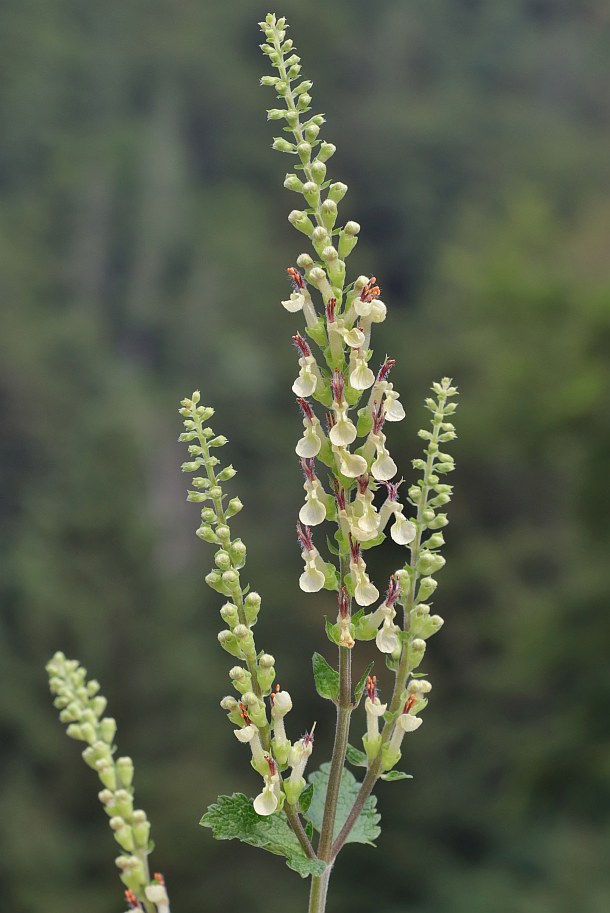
<box><xmin>403</xmin><ymin>694</ymin><xmax>417</xmax><ymax>715</ymax></box>
<box><xmin>385</xmin><ymin>574</ymin><xmax>401</xmax><ymax>607</ymax></box>
<box><xmin>239</xmin><ymin>703</ymin><xmax>252</xmax><ymax>726</ymax></box>
<box><xmin>264</xmin><ymin>755</ymin><xmax>277</xmax><ymax>776</ymax></box>
<box><xmin>333</xmin><ymin>480</ymin><xmax>346</xmax><ymax>512</ymax></box>
<box><xmin>360</xmin><ymin>276</ymin><xmax>381</xmax><ymax>304</ymax></box>
<box><xmin>383</xmin><ymin>480</ymin><xmax>399</xmax><ymax>501</ymax></box>
<box><xmin>292</xmin><ymin>332</ymin><xmax>312</xmax><ymax>358</ymax></box>
<box><xmin>356</xmin><ymin>473</ymin><xmax>370</xmax><ymax>495</ymax></box>
<box><xmin>269</xmin><ymin>683</ymin><xmax>281</xmax><ymax>706</ymax></box>
<box><xmin>372</xmin><ymin>401</ymin><xmax>386</xmax><ymax>435</ymax></box>
<box><xmin>303</xmin><ymin>729</ymin><xmax>315</xmax><ymax>748</ymax></box>
<box><xmin>296</xmin><ymin>397</ymin><xmax>314</xmax><ymax>421</ymax></box>
<box><xmin>326</xmin><ymin>411</ymin><xmax>336</xmax><ymax>431</ymax></box>
<box><xmin>331</xmin><ymin>369</ymin><xmax>344</xmax><ymax>405</ymax></box>
<box><xmin>326</xmin><ymin>297</ymin><xmax>337</xmax><ymax>323</ymax></box>
<box><xmin>153</xmin><ymin>874</ymin><xmax>165</xmax><ymax>886</ymax></box>
<box><xmin>301</xmin><ymin>458</ymin><xmax>316</xmax><ymax>482</ymax></box>
<box><xmin>125</xmin><ymin>889</ymin><xmax>141</xmax><ymax>910</ymax></box>
<box><xmin>296</xmin><ymin>521</ymin><xmax>314</xmax><ymax>552</ymax></box>
<box><xmin>377</xmin><ymin>357</ymin><xmax>396</xmax><ymax>383</ymax></box>
<box><xmin>366</xmin><ymin>674</ymin><xmax>377</xmax><ymax>702</ymax></box>
<box><xmin>349</xmin><ymin>534</ymin><xmax>361</xmax><ymax>564</ymax></box>
<box><xmin>287</xmin><ymin>266</ymin><xmax>305</xmax><ymax>290</ymax></box>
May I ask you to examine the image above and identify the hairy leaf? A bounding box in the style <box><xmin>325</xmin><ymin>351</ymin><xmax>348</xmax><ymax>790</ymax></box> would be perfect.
<box><xmin>345</xmin><ymin>743</ymin><xmax>368</xmax><ymax>767</ymax></box>
<box><xmin>312</xmin><ymin>652</ymin><xmax>339</xmax><ymax>701</ymax></box>
<box><xmin>353</xmin><ymin>661</ymin><xmax>374</xmax><ymax>706</ymax></box>
<box><xmin>305</xmin><ymin>763</ymin><xmax>381</xmax><ymax>845</ymax></box>
<box><xmin>200</xmin><ymin>793</ymin><xmax>325</xmax><ymax>878</ymax></box>
<box><xmin>380</xmin><ymin>770</ymin><xmax>413</xmax><ymax>781</ymax></box>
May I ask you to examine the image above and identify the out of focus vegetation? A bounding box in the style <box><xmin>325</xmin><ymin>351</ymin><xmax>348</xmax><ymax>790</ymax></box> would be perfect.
<box><xmin>1</xmin><ymin>1</ymin><xmax>609</xmax><ymax>911</ymax></box>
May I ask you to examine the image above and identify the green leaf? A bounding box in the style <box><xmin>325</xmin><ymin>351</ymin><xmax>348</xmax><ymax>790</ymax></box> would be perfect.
<box><xmin>305</xmin><ymin>820</ymin><xmax>314</xmax><ymax>842</ymax></box>
<box><xmin>345</xmin><ymin>743</ymin><xmax>368</xmax><ymax>768</ymax></box>
<box><xmin>353</xmin><ymin>661</ymin><xmax>374</xmax><ymax>706</ymax></box>
<box><xmin>360</xmin><ymin>531</ymin><xmax>386</xmax><ymax>550</ymax></box>
<box><xmin>323</xmin><ymin>561</ymin><xmax>339</xmax><ymax>591</ymax></box>
<box><xmin>312</xmin><ymin>652</ymin><xmax>339</xmax><ymax>701</ymax></box>
<box><xmin>200</xmin><ymin>794</ymin><xmax>325</xmax><ymax>878</ymax></box>
<box><xmin>324</xmin><ymin>616</ymin><xmax>341</xmax><ymax>646</ymax></box>
<box><xmin>305</xmin><ymin>317</ymin><xmax>328</xmax><ymax>348</ymax></box>
<box><xmin>380</xmin><ymin>770</ymin><xmax>413</xmax><ymax>782</ymax></box>
<box><xmin>299</xmin><ymin>783</ymin><xmax>314</xmax><ymax>814</ymax></box>
<box><xmin>304</xmin><ymin>764</ymin><xmax>381</xmax><ymax>846</ymax></box>
<box><xmin>325</xmin><ymin>535</ymin><xmax>340</xmax><ymax>556</ymax></box>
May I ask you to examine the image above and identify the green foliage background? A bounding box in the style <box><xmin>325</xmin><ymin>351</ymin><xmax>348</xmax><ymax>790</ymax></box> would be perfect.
<box><xmin>1</xmin><ymin>1</ymin><xmax>609</xmax><ymax>911</ymax></box>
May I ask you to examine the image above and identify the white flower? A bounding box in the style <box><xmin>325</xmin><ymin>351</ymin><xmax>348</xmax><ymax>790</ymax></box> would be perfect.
<box><xmin>365</xmin><ymin>695</ymin><xmax>387</xmax><ymax>742</ymax></box>
<box><xmin>234</xmin><ymin>724</ymin><xmax>265</xmax><ymax>766</ymax></box>
<box><xmin>335</xmin><ymin>446</ymin><xmax>368</xmax><ymax>478</ymax></box>
<box><xmin>299</xmin><ymin>479</ymin><xmax>327</xmax><ymax>526</ymax></box>
<box><xmin>354</xmin><ymin>488</ymin><xmax>379</xmax><ymax>535</ymax></box>
<box><xmin>296</xmin><ymin>416</ymin><xmax>323</xmax><ymax>458</ymax></box>
<box><xmin>272</xmin><ymin>690</ymin><xmax>293</xmax><ymax>717</ymax></box>
<box><xmin>292</xmin><ymin>356</ymin><xmax>320</xmax><ymax>398</ymax></box>
<box><xmin>349</xmin><ymin>351</ymin><xmax>376</xmax><ymax>391</ymax></box>
<box><xmin>282</xmin><ymin>291</ymin><xmax>305</xmax><ymax>312</ymax></box>
<box><xmin>388</xmin><ymin>710</ymin><xmax>423</xmax><ymax>758</ymax></box>
<box><xmin>350</xmin><ymin>553</ymin><xmax>380</xmax><ymax>607</ymax></box>
<box><xmin>370</xmin><ymin>433</ymin><xmax>397</xmax><ymax>481</ymax></box>
<box><xmin>384</xmin><ymin>384</ymin><xmax>406</xmax><ymax>421</ymax></box>
<box><xmin>370</xmin><ymin>299</ymin><xmax>387</xmax><ymax>322</ymax></box>
<box><xmin>375</xmin><ymin>615</ymin><xmax>400</xmax><ymax>654</ymax></box>
<box><xmin>329</xmin><ymin>403</ymin><xmax>357</xmax><ymax>447</ymax></box>
<box><xmin>299</xmin><ymin>547</ymin><xmax>326</xmax><ymax>592</ymax></box>
<box><xmin>333</xmin><ymin>319</ymin><xmax>365</xmax><ymax>348</ymax></box>
<box><xmin>390</xmin><ymin>512</ymin><xmax>416</xmax><ymax>546</ymax></box>
<box><xmin>253</xmin><ymin>770</ymin><xmax>281</xmax><ymax>816</ymax></box>
<box><xmin>145</xmin><ymin>882</ymin><xmax>170</xmax><ymax>913</ymax></box>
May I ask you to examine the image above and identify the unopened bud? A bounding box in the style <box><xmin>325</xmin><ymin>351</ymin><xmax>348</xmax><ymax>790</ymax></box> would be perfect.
<box><xmin>327</xmin><ymin>181</ymin><xmax>347</xmax><ymax>202</ymax></box>
<box><xmin>321</xmin><ymin>199</ymin><xmax>338</xmax><ymax>230</ymax></box>
<box><xmin>214</xmin><ymin>549</ymin><xmax>232</xmax><ymax>570</ymax></box>
<box><xmin>310</xmin><ymin>161</ymin><xmax>326</xmax><ymax>184</ymax></box>
<box><xmin>244</xmin><ymin>591</ymin><xmax>261</xmax><ymax>624</ymax></box>
<box><xmin>116</xmin><ymin>756</ymin><xmax>134</xmax><ymax>788</ymax></box>
<box><xmin>218</xmin><ymin>630</ymin><xmax>243</xmax><ymax>658</ymax></box>
<box><xmin>316</xmin><ymin>142</ymin><xmax>336</xmax><ymax>162</ymax></box>
<box><xmin>196</xmin><ymin>525</ymin><xmax>218</xmax><ymax>543</ymax></box>
<box><xmin>284</xmin><ymin>173</ymin><xmax>304</xmax><ymax>193</ymax></box>
<box><xmin>229</xmin><ymin>539</ymin><xmax>247</xmax><ymax>568</ymax></box>
<box><xmin>226</xmin><ymin>497</ymin><xmax>243</xmax><ymax>518</ymax></box>
<box><xmin>297</xmin><ymin>142</ymin><xmax>312</xmax><ymax>164</ymax></box>
<box><xmin>220</xmin><ymin>603</ymin><xmax>239</xmax><ymax>627</ymax></box>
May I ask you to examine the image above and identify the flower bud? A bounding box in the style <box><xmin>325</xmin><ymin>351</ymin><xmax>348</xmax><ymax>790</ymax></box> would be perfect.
<box><xmin>321</xmin><ymin>199</ymin><xmax>338</xmax><ymax>230</ymax></box>
<box><xmin>114</xmin><ymin>789</ymin><xmax>134</xmax><ymax>819</ymax></box>
<box><xmin>228</xmin><ymin>667</ymin><xmax>252</xmax><ymax>694</ymax></box>
<box><xmin>426</xmin><ymin>532</ymin><xmax>445</xmax><ymax>550</ymax></box>
<box><xmin>66</xmin><ymin>723</ymin><xmax>83</xmax><ymax>740</ymax></box>
<box><xmin>416</xmin><ymin>575</ymin><xmax>438</xmax><ymax>600</ymax></box>
<box><xmin>229</xmin><ymin>539</ymin><xmax>247</xmax><ymax>568</ymax></box>
<box><xmin>296</xmin><ymin>253</ymin><xmax>314</xmax><ymax>270</ymax></box>
<box><xmin>244</xmin><ymin>591</ymin><xmax>262</xmax><ymax>624</ymax></box>
<box><xmin>257</xmin><ymin>661</ymin><xmax>276</xmax><ymax>694</ymax></box>
<box><xmin>310</xmin><ymin>160</ymin><xmax>326</xmax><ymax>184</ymax></box>
<box><xmin>304</xmin><ymin>122</ymin><xmax>320</xmax><ymax>142</ymax></box>
<box><xmin>242</xmin><ymin>692</ymin><xmax>268</xmax><ymax>728</ymax></box>
<box><xmin>96</xmin><ymin>761</ymin><xmax>117</xmax><ymax>790</ymax></box>
<box><xmin>100</xmin><ymin>717</ymin><xmax>117</xmax><ymax>745</ymax></box>
<box><xmin>316</xmin><ymin>142</ymin><xmax>336</xmax><ymax>162</ymax></box>
<box><xmin>226</xmin><ymin>497</ymin><xmax>243</xmax><ymax>518</ymax></box>
<box><xmin>110</xmin><ymin>817</ymin><xmax>135</xmax><ymax>852</ymax></box>
<box><xmin>205</xmin><ymin>570</ymin><xmax>225</xmax><ymax>593</ymax></box>
<box><xmin>297</xmin><ymin>142</ymin><xmax>312</xmax><ymax>164</ymax></box>
<box><xmin>116</xmin><ymin>756</ymin><xmax>134</xmax><ymax>788</ymax></box>
<box><xmin>416</xmin><ymin>551</ymin><xmax>446</xmax><ymax>575</ymax></box>
<box><xmin>217</xmin><ymin>464</ymin><xmax>237</xmax><ymax>482</ymax></box>
<box><xmin>132</xmin><ymin>810</ymin><xmax>150</xmax><ymax>848</ymax></box>
<box><xmin>217</xmin><ymin>630</ymin><xmax>243</xmax><ymax>658</ymax></box>
<box><xmin>327</xmin><ymin>181</ymin><xmax>347</xmax><ymax>203</ymax></box>
<box><xmin>221</xmin><ymin>569</ymin><xmax>239</xmax><ymax>591</ymax></box>
<box><xmin>196</xmin><ymin>525</ymin><xmax>218</xmax><ymax>543</ymax></box>
<box><xmin>284</xmin><ymin>173</ymin><xmax>304</xmax><ymax>193</ymax></box>
<box><xmin>272</xmin><ymin>137</ymin><xmax>297</xmax><ymax>153</ymax></box>
<box><xmin>220</xmin><ymin>603</ymin><xmax>239</xmax><ymax>627</ymax></box>
<box><xmin>214</xmin><ymin>549</ymin><xmax>232</xmax><ymax>571</ymax></box>
<box><xmin>215</xmin><ymin>525</ymin><xmax>231</xmax><ymax>542</ymax></box>
<box><xmin>302</xmin><ymin>181</ymin><xmax>320</xmax><ymax>207</ymax></box>
<box><xmin>409</xmin><ymin>638</ymin><xmax>427</xmax><ymax>669</ymax></box>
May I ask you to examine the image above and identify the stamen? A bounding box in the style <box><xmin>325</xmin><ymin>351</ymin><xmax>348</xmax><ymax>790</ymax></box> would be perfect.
<box><xmin>292</xmin><ymin>332</ymin><xmax>312</xmax><ymax>358</ymax></box>
<box><xmin>377</xmin><ymin>357</ymin><xmax>396</xmax><ymax>383</ymax></box>
<box><xmin>349</xmin><ymin>534</ymin><xmax>361</xmax><ymax>564</ymax></box>
<box><xmin>326</xmin><ymin>411</ymin><xmax>336</xmax><ymax>431</ymax></box>
<box><xmin>287</xmin><ymin>266</ymin><xmax>305</xmax><ymax>290</ymax></box>
<box><xmin>356</xmin><ymin>473</ymin><xmax>370</xmax><ymax>495</ymax></box>
<box><xmin>385</xmin><ymin>574</ymin><xmax>401</xmax><ymax>607</ymax></box>
<box><xmin>269</xmin><ymin>683</ymin><xmax>281</xmax><ymax>706</ymax></box>
<box><xmin>403</xmin><ymin>694</ymin><xmax>417</xmax><ymax>715</ymax></box>
<box><xmin>264</xmin><ymin>754</ymin><xmax>277</xmax><ymax>775</ymax></box>
<box><xmin>366</xmin><ymin>674</ymin><xmax>377</xmax><ymax>702</ymax></box>
<box><xmin>125</xmin><ymin>889</ymin><xmax>141</xmax><ymax>910</ymax></box>
<box><xmin>296</xmin><ymin>521</ymin><xmax>314</xmax><ymax>552</ymax></box>
<box><xmin>372</xmin><ymin>401</ymin><xmax>386</xmax><ymax>435</ymax></box>
<box><xmin>296</xmin><ymin>397</ymin><xmax>314</xmax><ymax>421</ymax></box>
<box><xmin>383</xmin><ymin>480</ymin><xmax>399</xmax><ymax>501</ymax></box>
<box><xmin>331</xmin><ymin>369</ymin><xmax>344</xmax><ymax>404</ymax></box>
<box><xmin>239</xmin><ymin>702</ymin><xmax>252</xmax><ymax>726</ymax></box>
<box><xmin>326</xmin><ymin>296</ymin><xmax>337</xmax><ymax>323</ymax></box>
<box><xmin>333</xmin><ymin>480</ymin><xmax>346</xmax><ymax>511</ymax></box>
<box><xmin>300</xmin><ymin>458</ymin><xmax>316</xmax><ymax>482</ymax></box>
<box><xmin>153</xmin><ymin>874</ymin><xmax>166</xmax><ymax>886</ymax></box>
<box><xmin>360</xmin><ymin>276</ymin><xmax>381</xmax><ymax>304</ymax></box>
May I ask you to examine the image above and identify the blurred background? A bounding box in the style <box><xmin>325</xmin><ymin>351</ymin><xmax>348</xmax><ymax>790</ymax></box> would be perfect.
<box><xmin>1</xmin><ymin>0</ymin><xmax>609</xmax><ymax>911</ymax></box>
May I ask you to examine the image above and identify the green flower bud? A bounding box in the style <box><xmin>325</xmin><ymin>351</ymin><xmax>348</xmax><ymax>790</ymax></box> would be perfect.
<box><xmin>110</xmin><ymin>817</ymin><xmax>135</xmax><ymax>852</ymax></box>
<box><xmin>59</xmin><ymin>705</ymin><xmax>79</xmax><ymax>724</ymax></box>
<box><xmin>257</xmin><ymin>658</ymin><xmax>275</xmax><ymax>694</ymax></box>
<box><xmin>242</xmin><ymin>692</ymin><xmax>268</xmax><ymax>728</ymax></box>
<box><xmin>96</xmin><ymin>760</ymin><xmax>117</xmax><ymax>791</ymax></box>
<box><xmin>197</xmin><ymin>525</ymin><xmax>218</xmax><ymax>543</ymax></box>
<box><xmin>200</xmin><ymin>507</ymin><xmax>216</xmax><ymax>523</ymax></box>
<box><xmin>217</xmin><ymin>464</ymin><xmax>237</xmax><ymax>481</ymax></box>
<box><xmin>260</xmin><ymin>75</ymin><xmax>280</xmax><ymax>86</ymax></box>
<box><xmin>228</xmin><ymin>667</ymin><xmax>252</xmax><ymax>694</ymax></box>
<box><xmin>114</xmin><ymin>789</ymin><xmax>134</xmax><ymax>819</ymax></box>
<box><xmin>416</xmin><ymin>575</ymin><xmax>438</xmax><ymax>601</ymax></box>
<box><xmin>416</xmin><ymin>551</ymin><xmax>446</xmax><ymax>575</ymax></box>
<box><xmin>427</xmin><ymin>513</ymin><xmax>448</xmax><ymax>529</ymax></box>
<box><xmin>426</xmin><ymin>532</ymin><xmax>445</xmax><ymax>550</ymax></box>
<box><xmin>214</xmin><ymin>549</ymin><xmax>232</xmax><ymax>571</ymax></box>
<box><xmin>91</xmin><ymin>695</ymin><xmax>107</xmax><ymax>716</ymax></box>
<box><xmin>215</xmin><ymin>525</ymin><xmax>231</xmax><ymax>542</ymax></box>
<box><xmin>284</xmin><ymin>776</ymin><xmax>306</xmax><ymax>806</ymax></box>
<box><xmin>321</xmin><ymin>199</ymin><xmax>338</xmax><ymax>230</ymax></box>
<box><xmin>310</xmin><ymin>160</ymin><xmax>326</xmax><ymax>184</ymax></box>
<box><xmin>267</xmin><ymin>108</ymin><xmax>288</xmax><ymax>120</ymax></box>
<box><xmin>209</xmin><ymin>435</ymin><xmax>228</xmax><ymax>448</ymax></box>
<box><xmin>296</xmin><ymin>253</ymin><xmax>314</xmax><ymax>270</ymax></box>
<box><xmin>208</xmin><ymin>485</ymin><xmax>223</xmax><ymax>500</ymax></box>
<box><xmin>222</xmin><ymin>569</ymin><xmax>239</xmax><ymax>592</ymax></box>
<box><xmin>284</xmin><ymin>173</ymin><xmax>304</xmax><ymax>193</ymax></box>
<box><xmin>132</xmin><ymin>810</ymin><xmax>150</xmax><ymax>848</ymax></box>
<box><xmin>272</xmin><ymin>137</ymin><xmax>296</xmax><ymax>153</ymax></box>
<box><xmin>409</xmin><ymin>638</ymin><xmax>427</xmax><ymax>670</ymax></box>
<box><xmin>100</xmin><ymin>717</ymin><xmax>117</xmax><ymax>745</ymax></box>
<box><xmin>205</xmin><ymin>570</ymin><xmax>225</xmax><ymax>593</ymax></box>
<box><xmin>218</xmin><ymin>630</ymin><xmax>243</xmax><ymax>658</ymax></box>
<box><xmin>316</xmin><ymin>142</ymin><xmax>336</xmax><ymax>162</ymax></box>
<box><xmin>116</xmin><ymin>756</ymin><xmax>134</xmax><ymax>788</ymax></box>
<box><xmin>362</xmin><ymin>732</ymin><xmax>383</xmax><ymax>762</ymax></box>
<box><xmin>66</xmin><ymin>723</ymin><xmax>83</xmax><ymax>740</ymax></box>
<box><xmin>226</xmin><ymin>497</ymin><xmax>243</xmax><ymax>518</ymax></box>
<box><xmin>244</xmin><ymin>591</ymin><xmax>262</xmax><ymax>624</ymax></box>
<box><xmin>229</xmin><ymin>539</ymin><xmax>247</xmax><ymax>568</ymax></box>
<box><xmin>288</xmin><ymin>209</ymin><xmax>315</xmax><ymax>236</ymax></box>
<box><xmin>297</xmin><ymin>142</ymin><xmax>312</xmax><ymax>164</ymax></box>
<box><xmin>302</xmin><ymin>181</ymin><xmax>320</xmax><ymax>207</ymax></box>
<box><xmin>294</xmin><ymin>79</ymin><xmax>313</xmax><ymax>95</ymax></box>
<box><xmin>220</xmin><ymin>602</ymin><xmax>239</xmax><ymax>627</ymax></box>
<box><xmin>304</xmin><ymin>123</ymin><xmax>320</xmax><ymax>142</ymax></box>
<box><xmin>338</xmin><ymin>223</ymin><xmax>360</xmax><ymax>258</ymax></box>
<box><xmin>327</xmin><ymin>181</ymin><xmax>347</xmax><ymax>203</ymax></box>
<box><xmin>80</xmin><ymin>723</ymin><xmax>96</xmax><ymax>745</ymax></box>
<box><xmin>181</xmin><ymin>461</ymin><xmax>202</xmax><ymax>473</ymax></box>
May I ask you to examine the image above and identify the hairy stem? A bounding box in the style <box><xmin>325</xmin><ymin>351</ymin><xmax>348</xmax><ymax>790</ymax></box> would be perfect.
<box><xmin>308</xmin><ymin>864</ymin><xmax>333</xmax><ymax>913</ymax></box>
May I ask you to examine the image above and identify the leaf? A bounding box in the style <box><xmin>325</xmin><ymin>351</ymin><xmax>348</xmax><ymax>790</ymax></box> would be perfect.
<box><xmin>324</xmin><ymin>616</ymin><xmax>341</xmax><ymax>646</ymax></box>
<box><xmin>304</xmin><ymin>764</ymin><xmax>381</xmax><ymax>846</ymax></box>
<box><xmin>323</xmin><ymin>562</ymin><xmax>339</xmax><ymax>591</ymax></box>
<box><xmin>360</xmin><ymin>532</ymin><xmax>386</xmax><ymax>550</ymax></box>
<box><xmin>380</xmin><ymin>770</ymin><xmax>413</xmax><ymax>782</ymax></box>
<box><xmin>305</xmin><ymin>820</ymin><xmax>314</xmax><ymax>842</ymax></box>
<box><xmin>312</xmin><ymin>652</ymin><xmax>339</xmax><ymax>701</ymax></box>
<box><xmin>345</xmin><ymin>743</ymin><xmax>368</xmax><ymax>768</ymax></box>
<box><xmin>200</xmin><ymin>794</ymin><xmax>325</xmax><ymax>878</ymax></box>
<box><xmin>353</xmin><ymin>661</ymin><xmax>374</xmax><ymax>706</ymax></box>
<box><xmin>325</xmin><ymin>535</ymin><xmax>340</xmax><ymax>556</ymax></box>
<box><xmin>299</xmin><ymin>783</ymin><xmax>314</xmax><ymax>814</ymax></box>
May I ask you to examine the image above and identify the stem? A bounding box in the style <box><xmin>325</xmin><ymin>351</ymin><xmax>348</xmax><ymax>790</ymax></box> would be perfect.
<box><xmin>308</xmin><ymin>864</ymin><xmax>333</xmax><ymax>913</ymax></box>
<box><xmin>285</xmin><ymin>802</ymin><xmax>317</xmax><ymax>859</ymax></box>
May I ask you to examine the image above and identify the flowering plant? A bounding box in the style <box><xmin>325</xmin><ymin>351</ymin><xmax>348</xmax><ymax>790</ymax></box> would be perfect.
<box><xmin>47</xmin><ymin>13</ymin><xmax>458</xmax><ymax>913</ymax></box>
